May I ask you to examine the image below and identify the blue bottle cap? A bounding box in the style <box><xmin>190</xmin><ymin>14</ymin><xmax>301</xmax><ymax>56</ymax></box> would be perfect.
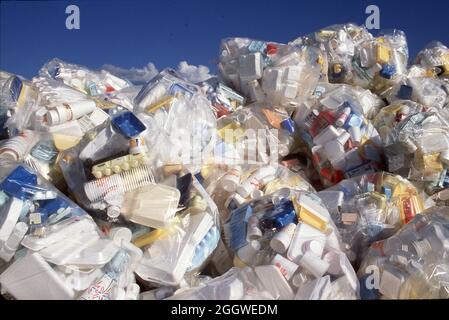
<box><xmin>380</xmin><ymin>64</ymin><xmax>396</xmax><ymax>79</ymax></box>
<box><xmin>397</xmin><ymin>85</ymin><xmax>413</xmax><ymax>100</ymax></box>
<box><xmin>281</xmin><ymin>118</ymin><xmax>296</xmax><ymax>134</ymax></box>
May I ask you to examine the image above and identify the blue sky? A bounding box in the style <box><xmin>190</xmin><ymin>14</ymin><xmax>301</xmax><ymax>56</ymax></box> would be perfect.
<box><xmin>1</xmin><ymin>0</ymin><xmax>449</xmax><ymax>79</ymax></box>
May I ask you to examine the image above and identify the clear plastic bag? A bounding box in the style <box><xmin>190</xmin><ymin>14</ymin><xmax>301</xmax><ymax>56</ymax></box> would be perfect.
<box><xmin>323</xmin><ymin>172</ymin><xmax>425</xmax><ymax>266</ymax></box>
<box><xmin>358</xmin><ymin>206</ymin><xmax>449</xmax><ymax>299</ymax></box>
<box><xmin>219</xmin><ymin>37</ymin><xmax>322</xmax><ymax>106</ymax></box>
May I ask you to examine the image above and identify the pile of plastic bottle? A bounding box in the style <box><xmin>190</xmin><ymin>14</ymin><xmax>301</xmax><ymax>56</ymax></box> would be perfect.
<box><xmin>0</xmin><ymin>23</ymin><xmax>448</xmax><ymax>300</ymax></box>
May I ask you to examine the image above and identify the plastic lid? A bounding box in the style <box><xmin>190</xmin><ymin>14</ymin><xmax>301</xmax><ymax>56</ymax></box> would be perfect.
<box><xmin>307</xmin><ymin>240</ymin><xmax>324</xmax><ymax>257</ymax></box>
<box><xmin>46</xmin><ymin>109</ymin><xmax>60</xmax><ymax>126</ymax></box>
<box><xmin>109</xmin><ymin>227</ymin><xmax>132</xmax><ymax>245</ymax></box>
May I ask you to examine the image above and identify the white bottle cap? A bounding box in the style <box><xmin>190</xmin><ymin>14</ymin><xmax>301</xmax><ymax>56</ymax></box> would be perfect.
<box><xmin>304</xmin><ymin>240</ymin><xmax>324</xmax><ymax>258</ymax></box>
<box><xmin>291</xmin><ymin>272</ymin><xmax>308</xmax><ymax>288</ymax></box>
<box><xmin>251</xmin><ymin>189</ymin><xmax>264</xmax><ymax>199</ymax></box>
<box><xmin>107</xmin><ymin>206</ymin><xmax>121</xmax><ymax>220</ymax></box>
<box><xmin>46</xmin><ymin>109</ymin><xmax>61</xmax><ymax>126</ymax></box>
<box><xmin>335</xmin><ymin>107</ymin><xmax>351</xmax><ymax>127</ymax></box>
<box><xmin>270</xmin><ymin>223</ymin><xmax>296</xmax><ymax>254</ymax></box>
<box><xmin>109</xmin><ymin>227</ymin><xmax>132</xmax><ymax>245</ymax></box>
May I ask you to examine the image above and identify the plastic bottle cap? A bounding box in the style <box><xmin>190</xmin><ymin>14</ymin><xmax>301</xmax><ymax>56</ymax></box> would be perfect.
<box><xmin>270</xmin><ymin>223</ymin><xmax>296</xmax><ymax>253</ymax></box>
<box><xmin>251</xmin><ymin>189</ymin><xmax>263</xmax><ymax>199</ymax></box>
<box><xmin>222</xmin><ymin>175</ymin><xmax>240</xmax><ymax>192</ymax></box>
<box><xmin>307</xmin><ymin>240</ymin><xmax>324</xmax><ymax>257</ymax></box>
<box><xmin>107</xmin><ymin>206</ymin><xmax>121</xmax><ymax>219</ymax></box>
<box><xmin>46</xmin><ymin>109</ymin><xmax>60</xmax><ymax>126</ymax></box>
<box><xmin>109</xmin><ymin>227</ymin><xmax>132</xmax><ymax>245</ymax></box>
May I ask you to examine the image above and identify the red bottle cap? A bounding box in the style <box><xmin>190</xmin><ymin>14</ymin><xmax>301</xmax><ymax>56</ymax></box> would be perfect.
<box><xmin>266</xmin><ymin>43</ymin><xmax>278</xmax><ymax>55</ymax></box>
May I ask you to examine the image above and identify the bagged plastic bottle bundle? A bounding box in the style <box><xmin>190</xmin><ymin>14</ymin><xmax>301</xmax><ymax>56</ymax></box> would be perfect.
<box><xmin>133</xmin><ymin>69</ymin><xmax>217</xmax><ymax>171</ymax></box>
<box><xmin>320</xmin><ymin>172</ymin><xmax>425</xmax><ymax>265</ymax></box>
<box><xmin>199</xmin><ymin>77</ymin><xmax>246</xmax><ymax>118</ymax></box>
<box><xmin>358</xmin><ymin>206</ymin><xmax>449</xmax><ymax>299</ymax></box>
<box><xmin>40</xmin><ymin>58</ymin><xmax>131</xmax><ymax>96</ymax></box>
<box><xmin>0</xmin><ymin>160</ymin><xmax>143</xmax><ymax>300</ymax></box>
<box><xmin>216</xmin><ymin>188</ymin><xmax>359</xmax><ymax>300</ymax></box>
<box><xmin>198</xmin><ymin>163</ymin><xmax>314</xmax><ymax>225</ymax></box>
<box><xmin>294</xmin><ymin>83</ymin><xmax>384</xmax><ymax>188</ymax></box>
<box><xmin>134</xmin><ymin>173</ymin><xmax>220</xmax><ymax>288</ymax></box>
<box><xmin>378</xmin><ymin>108</ymin><xmax>449</xmax><ymax>191</ymax></box>
<box><xmin>219</xmin><ymin>37</ymin><xmax>322</xmax><ymax>106</ymax></box>
<box><xmin>415</xmin><ymin>41</ymin><xmax>449</xmax><ymax>81</ymax></box>
<box><xmin>293</xmin><ymin>23</ymin><xmax>373</xmax><ymax>85</ymax></box>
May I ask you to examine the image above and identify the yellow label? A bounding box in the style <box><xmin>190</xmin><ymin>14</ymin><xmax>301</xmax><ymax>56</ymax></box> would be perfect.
<box><xmin>376</xmin><ymin>44</ymin><xmax>391</xmax><ymax>64</ymax></box>
<box><xmin>146</xmin><ymin>96</ymin><xmax>175</xmax><ymax>113</ymax></box>
<box><xmin>292</xmin><ymin>197</ymin><xmax>328</xmax><ymax>232</ymax></box>
<box><xmin>217</xmin><ymin>122</ymin><xmax>245</xmax><ymax>143</ymax></box>
<box><xmin>132</xmin><ymin>229</ymin><xmax>167</xmax><ymax>248</ymax></box>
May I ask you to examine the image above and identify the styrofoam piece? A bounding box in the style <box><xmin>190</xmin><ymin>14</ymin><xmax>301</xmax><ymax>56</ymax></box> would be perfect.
<box><xmin>121</xmin><ymin>184</ymin><xmax>180</xmax><ymax>229</ymax></box>
<box><xmin>58</xmin><ymin>266</ymin><xmax>104</xmax><ymax>292</ymax></box>
<box><xmin>38</xmin><ymin>229</ymin><xmax>100</xmax><ymax>265</ymax></box>
<box><xmin>254</xmin><ymin>265</ymin><xmax>294</xmax><ymax>300</ymax></box>
<box><xmin>67</xmin><ymin>239</ymin><xmax>120</xmax><ymax>268</ymax></box>
<box><xmin>287</xmin><ymin>222</ymin><xmax>326</xmax><ymax>263</ymax></box>
<box><xmin>21</xmin><ymin>216</ymin><xmax>98</xmax><ymax>251</ymax></box>
<box><xmin>0</xmin><ymin>197</ymin><xmax>24</xmax><ymax>243</ymax></box>
<box><xmin>0</xmin><ymin>252</ymin><xmax>75</xmax><ymax>300</ymax></box>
